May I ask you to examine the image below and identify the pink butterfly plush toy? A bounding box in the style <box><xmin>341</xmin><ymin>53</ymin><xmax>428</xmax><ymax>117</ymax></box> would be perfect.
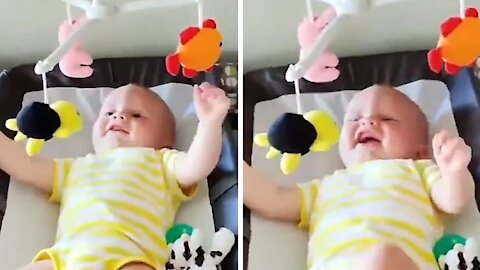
<box><xmin>58</xmin><ymin>17</ymin><xmax>94</xmax><ymax>78</ymax></box>
<box><xmin>297</xmin><ymin>6</ymin><xmax>340</xmax><ymax>83</ymax></box>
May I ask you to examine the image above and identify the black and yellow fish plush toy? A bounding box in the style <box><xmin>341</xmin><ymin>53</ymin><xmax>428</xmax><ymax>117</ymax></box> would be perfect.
<box><xmin>5</xmin><ymin>101</ymin><xmax>82</xmax><ymax>156</ymax></box>
<box><xmin>254</xmin><ymin>110</ymin><xmax>339</xmax><ymax>175</ymax></box>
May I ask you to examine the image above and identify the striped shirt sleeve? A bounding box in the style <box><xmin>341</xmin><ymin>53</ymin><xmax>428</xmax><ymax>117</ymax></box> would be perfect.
<box><xmin>297</xmin><ymin>179</ymin><xmax>321</xmax><ymax>229</ymax></box>
<box><xmin>416</xmin><ymin>160</ymin><xmax>442</xmax><ymax>192</ymax></box>
<box><xmin>159</xmin><ymin>148</ymin><xmax>197</xmax><ymax>201</ymax></box>
<box><xmin>50</xmin><ymin>158</ymin><xmax>74</xmax><ymax>203</ymax></box>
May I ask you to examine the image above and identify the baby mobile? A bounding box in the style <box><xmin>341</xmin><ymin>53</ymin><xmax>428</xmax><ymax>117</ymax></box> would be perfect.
<box><xmin>254</xmin><ymin>0</ymin><xmax>341</xmax><ymax>175</ymax></box>
<box><xmin>5</xmin><ymin>0</ymin><xmax>223</xmax><ymax>157</ymax></box>
<box><xmin>5</xmin><ymin>2</ymin><xmax>86</xmax><ymax>157</ymax></box>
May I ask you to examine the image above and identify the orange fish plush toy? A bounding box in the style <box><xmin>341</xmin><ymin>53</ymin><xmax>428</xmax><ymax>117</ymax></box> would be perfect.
<box><xmin>166</xmin><ymin>19</ymin><xmax>223</xmax><ymax>78</ymax></box>
<box><xmin>428</xmin><ymin>7</ymin><xmax>480</xmax><ymax>75</ymax></box>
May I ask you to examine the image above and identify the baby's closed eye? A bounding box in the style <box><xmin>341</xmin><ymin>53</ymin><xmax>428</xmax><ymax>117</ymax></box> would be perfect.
<box><xmin>347</xmin><ymin>116</ymin><xmax>360</xmax><ymax>122</ymax></box>
<box><xmin>381</xmin><ymin>116</ymin><xmax>397</xmax><ymax>122</ymax></box>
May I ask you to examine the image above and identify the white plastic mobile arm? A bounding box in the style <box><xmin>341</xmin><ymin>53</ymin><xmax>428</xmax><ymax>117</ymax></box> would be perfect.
<box><xmin>34</xmin><ymin>0</ymin><xmax>197</xmax><ymax>75</ymax></box>
<box><xmin>121</xmin><ymin>0</ymin><xmax>197</xmax><ymax>14</ymax></box>
<box><xmin>63</xmin><ymin>0</ymin><xmax>91</xmax><ymax>11</ymax></box>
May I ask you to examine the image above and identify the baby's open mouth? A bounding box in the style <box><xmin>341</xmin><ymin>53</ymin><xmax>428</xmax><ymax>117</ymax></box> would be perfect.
<box><xmin>358</xmin><ymin>136</ymin><xmax>380</xmax><ymax>144</ymax></box>
<box><xmin>356</xmin><ymin>132</ymin><xmax>381</xmax><ymax>145</ymax></box>
<box><xmin>108</xmin><ymin>125</ymin><xmax>129</xmax><ymax>134</ymax></box>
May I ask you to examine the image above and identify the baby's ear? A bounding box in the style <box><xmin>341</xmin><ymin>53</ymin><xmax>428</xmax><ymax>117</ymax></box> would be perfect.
<box><xmin>416</xmin><ymin>144</ymin><xmax>431</xmax><ymax>159</ymax></box>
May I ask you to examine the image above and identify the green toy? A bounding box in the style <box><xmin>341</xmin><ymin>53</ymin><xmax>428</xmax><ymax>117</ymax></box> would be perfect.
<box><xmin>166</xmin><ymin>224</ymin><xmax>194</xmax><ymax>244</ymax></box>
<box><xmin>433</xmin><ymin>234</ymin><xmax>467</xmax><ymax>260</ymax></box>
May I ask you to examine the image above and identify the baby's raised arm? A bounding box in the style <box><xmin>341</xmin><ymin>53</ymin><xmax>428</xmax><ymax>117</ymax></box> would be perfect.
<box><xmin>0</xmin><ymin>131</ymin><xmax>54</xmax><ymax>193</ymax></box>
<box><xmin>430</xmin><ymin>130</ymin><xmax>475</xmax><ymax>214</ymax></box>
<box><xmin>174</xmin><ymin>83</ymin><xmax>230</xmax><ymax>188</ymax></box>
<box><xmin>243</xmin><ymin>162</ymin><xmax>301</xmax><ymax>222</ymax></box>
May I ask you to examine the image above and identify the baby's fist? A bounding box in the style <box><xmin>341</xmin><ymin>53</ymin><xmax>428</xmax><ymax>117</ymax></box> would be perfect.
<box><xmin>433</xmin><ymin>130</ymin><xmax>471</xmax><ymax>174</ymax></box>
<box><xmin>193</xmin><ymin>82</ymin><xmax>230</xmax><ymax>124</ymax></box>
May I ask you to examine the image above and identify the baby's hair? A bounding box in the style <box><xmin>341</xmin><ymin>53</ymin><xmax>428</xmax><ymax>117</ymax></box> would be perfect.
<box><xmin>127</xmin><ymin>83</ymin><xmax>173</xmax><ymax>111</ymax></box>
<box><xmin>128</xmin><ymin>83</ymin><xmax>163</xmax><ymax>98</ymax></box>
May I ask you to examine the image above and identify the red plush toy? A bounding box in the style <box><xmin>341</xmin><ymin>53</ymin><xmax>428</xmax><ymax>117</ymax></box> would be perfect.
<box><xmin>428</xmin><ymin>7</ymin><xmax>480</xmax><ymax>75</ymax></box>
<box><xmin>166</xmin><ymin>19</ymin><xmax>223</xmax><ymax>78</ymax></box>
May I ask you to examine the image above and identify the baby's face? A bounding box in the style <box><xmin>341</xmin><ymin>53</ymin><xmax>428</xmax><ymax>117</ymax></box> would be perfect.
<box><xmin>92</xmin><ymin>85</ymin><xmax>175</xmax><ymax>153</ymax></box>
<box><xmin>339</xmin><ymin>85</ymin><xmax>429</xmax><ymax>167</ymax></box>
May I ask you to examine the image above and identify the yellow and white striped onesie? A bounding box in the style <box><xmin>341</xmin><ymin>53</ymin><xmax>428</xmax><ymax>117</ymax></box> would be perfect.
<box><xmin>33</xmin><ymin>147</ymin><xmax>196</xmax><ymax>270</ymax></box>
<box><xmin>299</xmin><ymin>159</ymin><xmax>444</xmax><ymax>270</ymax></box>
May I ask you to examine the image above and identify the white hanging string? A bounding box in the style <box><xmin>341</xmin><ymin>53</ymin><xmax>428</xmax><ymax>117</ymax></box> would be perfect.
<box><xmin>294</xmin><ymin>79</ymin><xmax>303</xmax><ymax>114</ymax></box>
<box><xmin>42</xmin><ymin>73</ymin><xmax>49</xmax><ymax>104</ymax></box>
<box><xmin>460</xmin><ymin>0</ymin><xmax>466</xmax><ymax>18</ymax></box>
<box><xmin>306</xmin><ymin>0</ymin><xmax>314</xmax><ymax>22</ymax></box>
<box><xmin>66</xmin><ymin>3</ymin><xmax>73</xmax><ymax>24</ymax></box>
<box><xmin>197</xmin><ymin>0</ymin><xmax>203</xmax><ymax>27</ymax></box>
<box><xmin>294</xmin><ymin>49</ymin><xmax>304</xmax><ymax>114</ymax></box>
<box><xmin>294</xmin><ymin>0</ymin><xmax>313</xmax><ymax>115</ymax></box>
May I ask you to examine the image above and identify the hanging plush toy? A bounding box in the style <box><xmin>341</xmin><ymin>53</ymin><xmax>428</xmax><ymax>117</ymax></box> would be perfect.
<box><xmin>5</xmin><ymin>101</ymin><xmax>82</xmax><ymax>157</ymax></box>
<box><xmin>434</xmin><ymin>234</ymin><xmax>480</xmax><ymax>270</ymax></box>
<box><xmin>165</xmin><ymin>226</ymin><xmax>235</xmax><ymax>270</ymax></box>
<box><xmin>166</xmin><ymin>18</ymin><xmax>223</xmax><ymax>78</ymax></box>
<box><xmin>58</xmin><ymin>16</ymin><xmax>94</xmax><ymax>78</ymax></box>
<box><xmin>428</xmin><ymin>7</ymin><xmax>480</xmax><ymax>75</ymax></box>
<box><xmin>254</xmin><ymin>4</ymin><xmax>341</xmax><ymax>175</ymax></box>
<box><xmin>7</xmin><ymin>3</ymin><xmax>83</xmax><ymax>157</ymax></box>
<box><xmin>298</xmin><ymin>6</ymin><xmax>340</xmax><ymax>82</ymax></box>
<box><xmin>255</xmin><ymin>110</ymin><xmax>339</xmax><ymax>175</ymax></box>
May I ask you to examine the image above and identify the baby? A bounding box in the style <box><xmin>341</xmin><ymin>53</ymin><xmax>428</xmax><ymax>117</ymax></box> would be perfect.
<box><xmin>0</xmin><ymin>82</ymin><xmax>230</xmax><ymax>270</ymax></box>
<box><xmin>244</xmin><ymin>85</ymin><xmax>475</xmax><ymax>270</ymax></box>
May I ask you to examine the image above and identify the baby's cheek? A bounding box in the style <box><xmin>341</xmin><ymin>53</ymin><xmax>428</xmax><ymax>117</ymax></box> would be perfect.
<box><xmin>340</xmin><ymin>125</ymin><xmax>355</xmax><ymax>146</ymax></box>
<box><xmin>136</xmin><ymin>123</ymin><xmax>162</xmax><ymax>144</ymax></box>
<box><xmin>390</xmin><ymin>128</ymin><xmax>415</xmax><ymax>152</ymax></box>
<box><xmin>93</xmin><ymin>118</ymin><xmax>107</xmax><ymax>136</ymax></box>
<box><xmin>91</xmin><ymin>120</ymin><xmax>104</xmax><ymax>150</ymax></box>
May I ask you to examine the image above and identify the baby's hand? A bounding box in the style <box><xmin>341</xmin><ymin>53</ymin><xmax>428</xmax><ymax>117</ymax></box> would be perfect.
<box><xmin>194</xmin><ymin>82</ymin><xmax>230</xmax><ymax>124</ymax></box>
<box><xmin>433</xmin><ymin>130</ymin><xmax>472</xmax><ymax>175</ymax></box>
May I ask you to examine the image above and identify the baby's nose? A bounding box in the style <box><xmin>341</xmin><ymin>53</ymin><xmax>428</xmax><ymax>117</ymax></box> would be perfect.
<box><xmin>112</xmin><ymin>112</ymin><xmax>126</xmax><ymax>120</ymax></box>
<box><xmin>360</xmin><ymin>117</ymin><xmax>377</xmax><ymax>126</ymax></box>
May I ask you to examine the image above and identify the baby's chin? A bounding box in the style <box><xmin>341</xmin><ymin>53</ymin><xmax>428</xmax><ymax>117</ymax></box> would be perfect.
<box><xmin>341</xmin><ymin>143</ymin><xmax>383</xmax><ymax>166</ymax></box>
<box><xmin>345</xmin><ymin>152</ymin><xmax>379</xmax><ymax>167</ymax></box>
<box><xmin>93</xmin><ymin>134</ymin><xmax>137</xmax><ymax>152</ymax></box>
<box><xmin>92</xmin><ymin>134</ymin><xmax>169</xmax><ymax>153</ymax></box>
<box><xmin>343</xmin><ymin>147</ymin><xmax>421</xmax><ymax>167</ymax></box>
